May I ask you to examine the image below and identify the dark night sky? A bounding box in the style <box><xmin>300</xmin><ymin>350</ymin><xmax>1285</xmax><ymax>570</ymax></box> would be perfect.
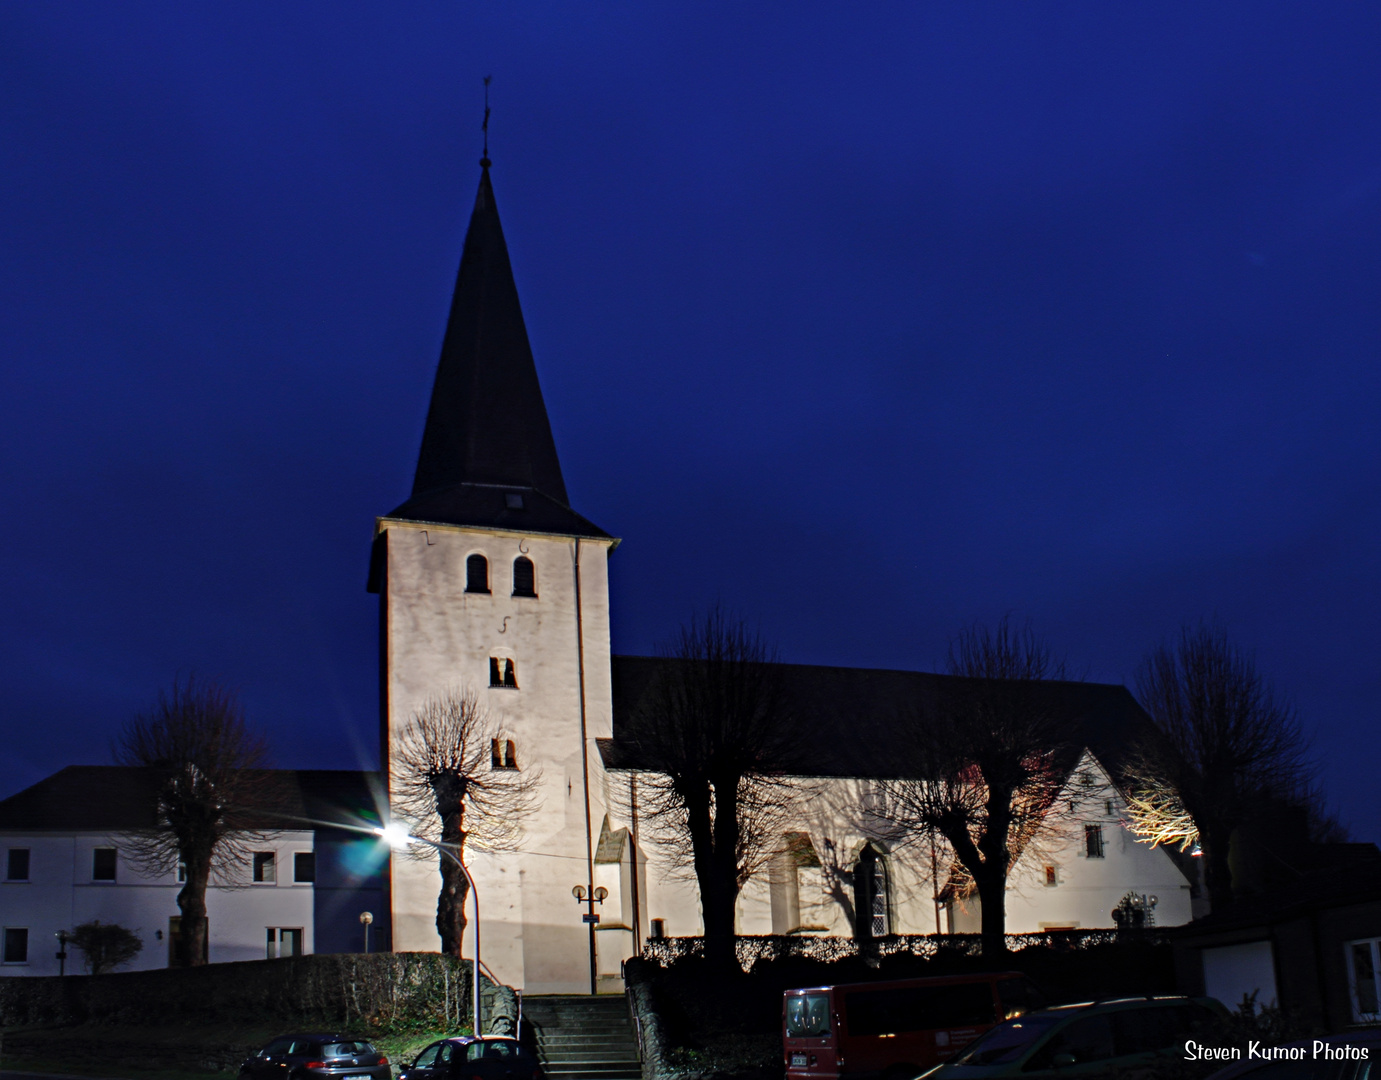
<box><xmin>3</xmin><ymin>4</ymin><xmax>1378</xmax><ymax>840</ymax></box>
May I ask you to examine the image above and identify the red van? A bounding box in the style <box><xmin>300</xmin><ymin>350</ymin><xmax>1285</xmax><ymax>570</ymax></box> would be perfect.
<box><xmin>783</xmin><ymin>972</ymin><xmax>1044</xmax><ymax>1080</ymax></box>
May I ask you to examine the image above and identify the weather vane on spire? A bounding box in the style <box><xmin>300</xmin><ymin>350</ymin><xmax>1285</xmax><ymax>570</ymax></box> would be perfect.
<box><xmin>481</xmin><ymin>75</ymin><xmax>492</xmax><ymax>167</ymax></box>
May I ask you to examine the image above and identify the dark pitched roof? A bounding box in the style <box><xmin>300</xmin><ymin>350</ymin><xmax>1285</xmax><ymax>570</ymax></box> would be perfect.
<box><xmin>600</xmin><ymin>655</ymin><xmax>1159</xmax><ymax>782</ymax></box>
<box><xmin>0</xmin><ymin>766</ymin><xmax>385</xmax><ymax>834</ymax></box>
<box><xmin>392</xmin><ymin>161</ymin><xmax>608</xmax><ymax>544</ymax></box>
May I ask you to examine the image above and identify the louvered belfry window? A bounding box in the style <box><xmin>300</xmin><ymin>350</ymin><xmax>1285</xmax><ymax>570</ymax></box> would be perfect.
<box><xmin>512</xmin><ymin>556</ymin><xmax>536</xmax><ymax>597</ymax></box>
<box><xmin>466</xmin><ymin>554</ymin><xmax>490</xmax><ymax>593</ymax></box>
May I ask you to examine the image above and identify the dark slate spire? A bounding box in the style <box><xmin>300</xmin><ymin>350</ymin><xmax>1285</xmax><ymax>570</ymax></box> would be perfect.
<box><xmin>375</xmin><ymin>161</ymin><xmax>612</xmax><ymax>557</ymax></box>
<box><xmin>411</xmin><ymin>163</ymin><xmax>569</xmax><ymax>503</ymax></box>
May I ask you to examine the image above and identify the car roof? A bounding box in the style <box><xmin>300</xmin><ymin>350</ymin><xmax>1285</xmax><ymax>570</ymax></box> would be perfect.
<box><xmin>268</xmin><ymin>1034</ymin><xmax>363</xmax><ymax>1043</ymax></box>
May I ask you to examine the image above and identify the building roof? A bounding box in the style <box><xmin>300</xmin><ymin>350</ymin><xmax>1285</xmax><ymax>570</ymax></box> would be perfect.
<box><xmin>0</xmin><ymin>766</ymin><xmax>385</xmax><ymax>834</ymax></box>
<box><xmin>386</xmin><ymin>160</ymin><xmax>608</xmax><ymax>542</ymax></box>
<box><xmin>599</xmin><ymin>655</ymin><xmax>1159</xmax><ymax>782</ymax></box>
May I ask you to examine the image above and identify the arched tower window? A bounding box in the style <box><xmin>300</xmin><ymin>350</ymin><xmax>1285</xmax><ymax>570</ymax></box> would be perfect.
<box><xmin>512</xmin><ymin>556</ymin><xmax>536</xmax><ymax>597</ymax></box>
<box><xmin>465</xmin><ymin>554</ymin><xmax>490</xmax><ymax>594</ymax></box>
<box><xmin>489</xmin><ymin>657</ymin><xmax>518</xmax><ymax>688</ymax></box>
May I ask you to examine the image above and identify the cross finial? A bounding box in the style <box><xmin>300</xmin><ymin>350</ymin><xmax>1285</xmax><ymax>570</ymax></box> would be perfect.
<box><xmin>481</xmin><ymin>75</ymin><xmax>492</xmax><ymax>168</ymax></box>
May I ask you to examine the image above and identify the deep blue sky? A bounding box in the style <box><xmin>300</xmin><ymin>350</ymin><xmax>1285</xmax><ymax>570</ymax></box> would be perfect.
<box><xmin>3</xmin><ymin>4</ymin><xmax>1378</xmax><ymax>840</ymax></box>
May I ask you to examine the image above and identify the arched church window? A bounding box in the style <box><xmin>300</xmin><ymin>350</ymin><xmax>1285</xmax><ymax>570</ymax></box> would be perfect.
<box><xmin>466</xmin><ymin>554</ymin><xmax>490</xmax><ymax>594</ymax></box>
<box><xmin>489</xmin><ymin>657</ymin><xmax>518</xmax><ymax>689</ymax></box>
<box><xmin>491</xmin><ymin>739</ymin><xmax>518</xmax><ymax>770</ymax></box>
<box><xmin>512</xmin><ymin>556</ymin><xmax>536</xmax><ymax>597</ymax></box>
<box><xmin>853</xmin><ymin>844</ymin><xmax>890</xmax><ymax>940</ymax></box>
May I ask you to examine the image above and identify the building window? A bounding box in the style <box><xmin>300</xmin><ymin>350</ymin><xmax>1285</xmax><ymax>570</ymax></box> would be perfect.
<box><xmin>177</xmin><ymin>860</ymin><xmax>187</xmax><ymax>883</ymax></box>
<box><xmin>1105</xmin><ymin>799</ymin><xmax>1116</xmax><ymax>816</ymax></box>
<box><xmin>466</xmin><ymin>554</ymin><xmax>490</xmax><ymax>594</ymax></box>
<box><xmin>1085</xmin><ymin>824</ymin><xmax>1105</xmax><ymax>859</ymax></box>
<box><xmin>6</xmin><ymin>849</ymin><xmax>30</xmax><ymax>882</ymax></box>
<box><xmin>1348</xmin><ymin>938</ymin><xmax>1381</xmax><ymax>1022</ymax></box>
<box><xmin>293</xmin><ymin>852</ymin><xmax>315</xmax><ymax>884</ymax></box>
<box><xmin>92</xmin><ymin>847</ymin><xmax>117</xmax><ymax>881</ymax></box>
<box><xmin>491</xmin><ymin>739</ymin><xmax>518</xmax><ymax>770</ymax></box>
<box><xmin>2</xmin><ymin>927</ymin><xmax>28</xmax><ymax>964</ymax></box>
<box><xmin>489</xmin><ymin>657</ymin><xmax>518</xmax><ymax>688</ymax></box>
<box><xmin>252</xmin><ymin>852</ymin><xmax>277</xmax><ymax>883</ymax></box>
<box><xmin>512</xmin><ymin>556</ymin><xmax>536</xmax><ymax>597</ymax></box>
<box><xmin>1044</xmin><ymin>865</ymin><xmax>1058</xmax><ymax>886</ymax></box>
<box><xmin>266</xmin><ymin>927</ymin><xmax>304</xmax><ymax>959</ymax></box>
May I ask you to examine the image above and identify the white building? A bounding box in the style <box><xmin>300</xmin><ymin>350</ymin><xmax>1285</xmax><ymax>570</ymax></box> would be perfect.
<box><xmin>367</xmin><ymin>157</ymin><xmax>1198</xmax><ymax>994</ymax></box>
<box><xmin>0</xmin><ymin>767</ymin><xmax>388</xmax><ymax>975</ymax></box>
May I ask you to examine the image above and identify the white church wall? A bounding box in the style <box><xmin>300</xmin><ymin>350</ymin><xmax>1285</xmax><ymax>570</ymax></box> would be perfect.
<box><xmin>0</xmin><ymin>830</ymin><xmax>315</xmax><ymax>975</ymax></box>
<box><xmin>380</xmin><ymin>519</ymin><xmax>616</xmax><ymax>993</ymax></box>
<box><xmin>607</xmin><ymin>756</ymin><xmax>1192</xmax><ymax>954</ymax></box>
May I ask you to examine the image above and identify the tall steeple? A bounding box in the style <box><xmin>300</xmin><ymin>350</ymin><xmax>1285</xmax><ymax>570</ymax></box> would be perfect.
<box><xmin>382</xmin><ymin>161</ymin><xmax>610</xmax><ymax>542</ymax></box>
<box><xmin>413</xmin><ymin>161</ymin><xmax>568</xmax><ymax>502</ymax></box>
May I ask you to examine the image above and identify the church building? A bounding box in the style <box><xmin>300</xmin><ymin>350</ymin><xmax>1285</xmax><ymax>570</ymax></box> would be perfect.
<box><xmin>0</xmin><ymin>154</ymin><xmax>1196</xmax><ymax>985</ymax></box>
<box><xmin>365</xmin><ymin>157</ymin><xmax>1197</xmax><ymax>994</ymax></box>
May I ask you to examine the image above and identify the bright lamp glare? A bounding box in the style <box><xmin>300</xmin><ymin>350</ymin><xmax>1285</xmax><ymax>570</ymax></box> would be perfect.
<box><xmin>377</xmin><ymin>823</ymin><xmax>413</xmax><ymax>849</ymax></box>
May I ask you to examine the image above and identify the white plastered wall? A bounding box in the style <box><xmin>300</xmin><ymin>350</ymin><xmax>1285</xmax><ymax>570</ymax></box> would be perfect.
<box><xmin>380</xmin><ymin>519</ymin><xmax>615</xmax><ymax>993</ymax></box>
<box><xmin>0</xmin><ymin>831</ymin><xmax>315</xmax><ymax>975</ymax></box>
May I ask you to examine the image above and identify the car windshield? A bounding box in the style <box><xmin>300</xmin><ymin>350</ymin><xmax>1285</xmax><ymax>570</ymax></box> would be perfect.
<box><xmin>952</xmin><ymin>1014</ymin><xmax>1065</xmax><ymax>1066</ymax></box>
<box><xmin>322</xmin><ymin>1043</ymin><xmax>375</xmax><ymax>1058</ymax></box>
<box><xmin>786</xmin><ymin>994</ymin><xmax>832</xmax><ymax>1036</ymax></box>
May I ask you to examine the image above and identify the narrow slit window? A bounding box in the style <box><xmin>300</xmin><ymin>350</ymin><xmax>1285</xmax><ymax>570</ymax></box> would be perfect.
<box><xmin>512</xmin><ymin>556</ymin><xmax>536</xmax><ymax>597</ymax></box>
<box><xmin>466</xmin><ymin>554</ymin><xmax>490</xmax><ymax>594</ymax></box>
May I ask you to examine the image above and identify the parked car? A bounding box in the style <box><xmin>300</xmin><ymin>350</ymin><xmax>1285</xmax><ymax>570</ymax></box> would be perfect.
<box><xmin>240</xmin><ymin>1035</ymin><xmax>391</xmax><ymax>1080</ymax></box>
<box><xmin>923</xmin><ymin>996</ymin><xmax>1228</xmax><ymax>1079</ymax></box>
<box><xmin>398</xmin><ymin>1036</ymin><xmax>542</xmax><ymax>1080</ymax></box>
<box><xmin>784</xmin><ymin>972</ymin><xmax>1046</xmax><ymax>1080</ymax></box>
<box><xmin>1205</xmin><ymin>1029</ymin><xmax>1381</xmax><ymax>1080</ymax></box>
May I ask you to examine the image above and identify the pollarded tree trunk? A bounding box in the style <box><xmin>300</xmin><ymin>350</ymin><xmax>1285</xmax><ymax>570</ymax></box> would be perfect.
<box><xmin>431</xmin><ymin>774</ymin><xmax>470</xmax><ymax>957</ymax></box>
<box><xmin>177</xmin><ymin>855</ymin><xmax>211</xmax><ymax>967</ymax></box>
<box><xmin>686</xmin><ymin>783</ymin><xmax>738</xmax><ymax>971</ymax></box>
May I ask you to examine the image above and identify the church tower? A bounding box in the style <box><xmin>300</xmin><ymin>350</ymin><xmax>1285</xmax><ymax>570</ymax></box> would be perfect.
<box><xmin>368</xmin><ymin>157</ymin><xmax>621</xmax><ymax>993</ymax></box>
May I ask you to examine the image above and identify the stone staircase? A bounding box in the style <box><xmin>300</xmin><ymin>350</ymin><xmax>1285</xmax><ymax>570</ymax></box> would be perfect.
<box><xmin>521</xmin><ymin>994</ymin><xmax>642</xmax><ymax>1080</ymax></box>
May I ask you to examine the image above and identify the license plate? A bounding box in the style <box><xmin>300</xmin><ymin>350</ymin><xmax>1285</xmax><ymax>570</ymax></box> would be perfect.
<box><xmin>791</xmin><ymin>1054</ymin><xmax>808</xmax><ymax>1067</ymax></box>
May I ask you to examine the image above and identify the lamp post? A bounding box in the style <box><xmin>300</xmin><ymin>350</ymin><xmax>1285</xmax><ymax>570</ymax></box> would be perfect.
<box><xmin>571</xmin><ymin>884</ymin><xmax>608</xmax><ymax>994</ymax></box>
<box><xmin>359</xmin><ymin>911</ymin><xmax>373</xmax><ymax>954</ymax></box>
<box><xmin>54</xmin><ymin>930</ymin><xmax>69</xmax><ymax>977</ymax></box>
<box><xmin>377</xmin><ymin>824</ymin><xmax>481</xmax><ymax>1037</ymax></box>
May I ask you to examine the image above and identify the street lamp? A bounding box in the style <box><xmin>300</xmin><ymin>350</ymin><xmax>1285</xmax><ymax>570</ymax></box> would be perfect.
<box><xmin>54</xmin><ymin>930</ymin><xmax>69</xmax><ymax>977</ymax></box>
<box><xmin>359</xmin><ymin>911</ymin><xmax>373</xmax><ymax>954</ymax></box>
<box><xmin>571</xmin><ymin>884</ymin><xmax>608</xmax><ymax>994</ymax></box>
<box><xmin>376</xmin><ymin>825</ymin><xmax>482</xmax><ymax>1037</ymax></box>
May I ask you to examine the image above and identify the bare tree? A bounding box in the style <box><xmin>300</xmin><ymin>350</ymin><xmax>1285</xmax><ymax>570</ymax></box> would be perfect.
<box><xmin>115</xmin><ymin>676</ymin><xmax>272</xmax><ymax>967</ymax></box>
<box><xmin>393</xmin><ymin>689</ymin><xmax>542</xmax><ymax>957</ymax></box>
<box><xmin>879</xmin><ymin>619</ymin><xmax>1080</xmax><ymax>956</ymax></box>
<box><xmin>1126</xmin><ymin>621</ymin><xmax>1310</xmax><ymax>910</ymax></box>
<box><xmin>619</xmin><ymin>608</ymin><xmax>798</xmax><ymax>969</ymax></box>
